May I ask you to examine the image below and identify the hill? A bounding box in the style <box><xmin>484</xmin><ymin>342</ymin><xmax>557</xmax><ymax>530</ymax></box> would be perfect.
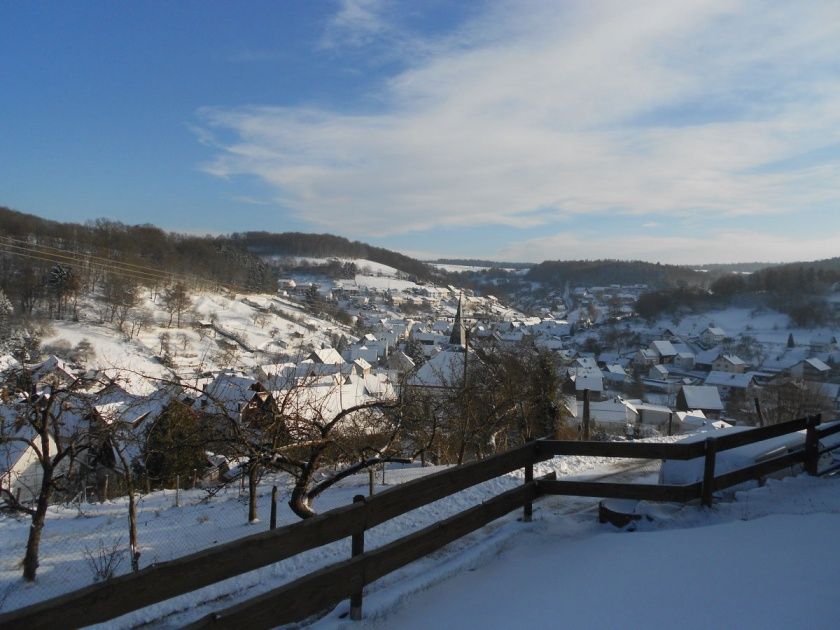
<box><xmin>0</xmin><ymin>206</ymin><xmax>275</xmax><ymax>293</ymax></box>
<box><xmin>525</xmin><ymin>259</ymin><xmax>709</xmax><ymax>288</ymax></box>
<box><xmin>232</xmin><ymin>231</ymin><xmax>439</xmax><ymax>281</ymax></box>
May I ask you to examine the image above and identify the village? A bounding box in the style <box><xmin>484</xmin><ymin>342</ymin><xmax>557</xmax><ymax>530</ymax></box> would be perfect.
<box><xmin>4</xmin><ymin>256</ymin><xmax>839</xmax><ymax>508</ymax></box>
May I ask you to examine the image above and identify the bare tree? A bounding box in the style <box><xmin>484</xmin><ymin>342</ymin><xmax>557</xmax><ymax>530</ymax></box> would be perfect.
<box><xmin>162</xmin><ymin>282</ymin><xmax>191</xmax><ymax>328</ymax></box>
<box><xmin>0</xmin><ymin>377</ymin><xmax>93</xmax><ymax>581</ymax></box>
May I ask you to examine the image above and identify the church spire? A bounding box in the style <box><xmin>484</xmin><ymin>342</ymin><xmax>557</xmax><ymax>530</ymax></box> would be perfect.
<box><xmin>449</xmin><ymin>292</ymin><xmax>466</xmax><ymax>347</ymax></box>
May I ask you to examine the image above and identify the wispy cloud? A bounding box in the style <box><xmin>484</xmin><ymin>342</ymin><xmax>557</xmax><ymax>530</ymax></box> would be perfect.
<box><xmin>497</xmin><ymin>229</ymin><xmax>840</xmax><ymax>266</ymax></box>
<box><xmin>320</xmin><ymin>0</ymin><xmax>393</xmax><ymax>49</ymax></box>
<box><xmin>195</xmin><ymin>0</ymin><xmax>840</xmax><ymax>242</ymax></box>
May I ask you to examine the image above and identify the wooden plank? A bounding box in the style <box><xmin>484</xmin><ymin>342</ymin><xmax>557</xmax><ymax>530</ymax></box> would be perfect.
<box><xmin>538</xmin><ymin>439</ymin><xmax>704</xmax><ymax>461</ymax></box>
<box><xmin>0</xmin><ymin>442</ymin><xmax>540</xmax><ymax>629</ymax></box>
<box><xmin>713</xmin><ymin>450</ymin><xmax>805</xmax><ymax>491</ymax></box>
<box><xmin>361</xmin><ymin>442</ymin><xmax>540</xmax><ymax>529</ymax></box>
<box><xmin>816</xmin><ymin>421</ymin><xmax>840</xmax><ymax>440</ymax></box>
<box><xmin>187</xmin><ymin>483</ymin><xmax>538</xmax><ymax>628</ymax></box>
<box><xmin>537</xmin><ymin>479</ymin><xmax>700</xmax><ymax>503</ymax></box>
<box><xmin>0</xmin><ymin>500</ymin><xmax>366</xmax><ymax>630</ymax></box>
<box><xmin>818</xmin><ymin>461</ymin><xmax>840</xmax><ymax>477</ymax></box>
<box><xmin>711</xmin><ymin>417</ymin><xmax>808</xmax><ymax>453</ymax></box>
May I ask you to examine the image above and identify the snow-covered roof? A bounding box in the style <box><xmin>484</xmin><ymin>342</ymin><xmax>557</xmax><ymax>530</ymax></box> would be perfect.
<box><xmin>650</xmin><ymin>340</ymin><xmax>677</xmax><ymax>357</ymax></box>
<box><xmin>803</xmin><ymin>357</ymin><xmax>830</xmax><ymax>372</ymax></box>
<box><xmin>704</xmin><ymin>371</ymin><xmax>756</xmax><ymax>389</ymax></box>
<box><xmin>650</xmin><ymin>364</ymin><xmax>669</xmax><ymax>378</ymax></box>
<box><xmin>408</xmin><ymin>350</ymin><xmax>466</xmax><ymax>388</ymax></box>
<box><xmin>680</xmin><ymin>385</ymin><xmax>724</xmax><ymax>411</ymax></box>
<box><xmin>717</xmin><ymin>354</ymin><xmax>746</xmax><ymax>366</ymax></box>
<box><xmin>310</xmin><ymin>348</ymin><xmax>345</xmax><ymax>365</ymax></box>
<box><xmin>568</xmin><ymin>368</ymin><xmax>603</xmax><ymax>392</ymax></box>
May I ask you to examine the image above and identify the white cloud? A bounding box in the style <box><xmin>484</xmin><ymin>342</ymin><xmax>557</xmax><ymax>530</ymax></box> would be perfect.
<box><xmin>497</xmin><ymin>229</ymin><xmax>840</xmax><ymax>266</ymax></box>
<box><xmin>196</xmin><ymin>0</ymin><xmax>840</xmax><ymax>240</ymax></box>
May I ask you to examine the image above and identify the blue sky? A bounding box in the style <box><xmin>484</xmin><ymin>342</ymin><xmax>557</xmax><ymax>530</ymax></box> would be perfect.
<box><xmin>2</xmin><ymin>0</ymin><xmax>840</xmax><ymax>264</ymax></box>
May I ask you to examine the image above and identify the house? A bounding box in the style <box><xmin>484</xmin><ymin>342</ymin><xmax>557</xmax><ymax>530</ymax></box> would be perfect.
<box><xmin>349</xmin><ymin>344</ymin><xmax>380</xmax><ymax>365</ymax></box>
<box><xmin>602</xmin><ymin>364</ymin><xmax>628</xmax><ymax>386</ymax></box>
<box><xmin>309</xmin><ymin>348</ymin><xmax>345</xmax><ymax>366</ymax></box>
<box><xmin>700</xmin><ymin>327</ymin><xmax>727</xmax><ymax>347</ymax></box>
<box><xmin>649</xmin><ymin>364</ymin><xmax>669</xmax><ymax>380</ymax></box>
<box><xmin>563</xmin><ymin>368</ymin><xmax>604</xmax><ymax>401</ymax></box>
<box><xmin>351</xmin><ymin>358</ymin><xmax>372</xmax><ymax>376</ymax></box>
<box><xmin>649</xmin><ymin>340</ymin><xmax>678</xmax><ymax>364</ymax></box>
<box><xmin>676</xmin><ymin>385</ymin><xmax>724</xmax><ymax>419</ymax></box>
<box><xmin>789</xmin><ymin>358</ymin><xmax>831</xmax><ymax>381</ymax></box>
<box><xmin>809</xmin><ymin>334</ymin><xmax>838</xmax><ymax>353</ymax></box>
<box><xmin>574</xmin><ymin>356</ymin><xmax>600</xmax><ymax>371</ymax></box>
<box><xmin>407</xmin><ymin>350</ymin><xmax>467</xmax><ymax>389</ymax></box>
<box><xmin>694</xmin><ymin>345</ymin><xmax>723</xmax><ymax>370</ymax></box>
<box><xmin>703</xmin><ymin>371</ymin><xmax>757</xmax><ymax>400</ymax></box>
<box><xmin>673</xmin><ymin>352</ymin><xmax>696</xmax><ymax>371</ymax></box>
<box><xmin>712</xmin><ymin>354</ymin><xmax>747</xmax><ymax>374</ymax></box>
<box><xmin>0</xmin><ymin>417</ymin><xmax>58</xmax><ymax>503</ymax></box>
<box><xmin>633</xmin><ymin>349</ymin><xmax>658</xmax><ymax>368</ymax></box>
<box><xmin>567</xmin><ymin>397</ymin><xmax>638</xmax><ymax>434</ymax></box>
<box><xmin>386</xmin><ymin>349</ymin><xmax>416</xmax><ymax>375</ymax></box>
<box><xmin>30</xmin><ymin>355</ymin><xmax>77</xmax><ymax>388</ymax></box>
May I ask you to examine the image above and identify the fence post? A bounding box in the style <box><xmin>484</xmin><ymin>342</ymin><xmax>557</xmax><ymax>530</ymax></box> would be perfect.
<box><xmin>270</xmin><ymin>486</ymin><xmax>278</xmax><ymax>530</ymax></box>
<box><xmin>175</xmin><ymin>475</ymin><xmax>180</xmax><ymax>508</ymax></box>
<box><xmin>523</xmin><ymin>461</ymin><xmax>534</xmax><ymax>523</ymax></box>
<box><xmin>368</xmin><ymin>468</ymin><xmax>375</xmax><ymax>496</ymax></box>
<box><xmin>701</xmin><ymin>438</ymin><xmax>717</xmax><ymax>508</ymax></box>
<box><xmin>805</xmin><ymin>414</ymin><xmax>821</xmax><ymax>476</ymax></box>
<box><xmin>583</xmin><ymin>389</ymin><xmax>591</xmax><ymax>441</ymax></box>
<box><xmin>350</xmin><ymin>494</ymin><xmax>366</xmax><ymax>621</ymax></box>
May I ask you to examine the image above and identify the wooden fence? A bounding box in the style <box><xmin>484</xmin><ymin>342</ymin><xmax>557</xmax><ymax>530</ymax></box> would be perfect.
<box><xmin>1</xmin><ymin>414</ymin><xmax>838</xmax><ymax>629</ymax></box>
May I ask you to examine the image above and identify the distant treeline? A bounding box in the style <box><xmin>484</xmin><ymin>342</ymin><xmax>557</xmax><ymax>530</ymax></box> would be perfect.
<box><xmin>0</xmin><ymin>206</ymin><xmax>276</xmax><ymax>296</ymax></box>
<box><xmin>636</xmin><ymin>259</ymin><xmax>840</xmax><ymax>326</ymax></box>
<box><xmin>233</xmin><ymin>231</ymin><xmax>439</xmax><ymax>281</ymax></box>
<box><xmin>526</xmin><ymin>259</ymin><xmax>709</xmax><ymax>289</ymax></box>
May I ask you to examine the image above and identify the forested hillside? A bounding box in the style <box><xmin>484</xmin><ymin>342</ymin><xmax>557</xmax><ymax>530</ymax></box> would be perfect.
<box><xmin>525</xmin><ymin>259</ymin><xmax>709</xmax><ymax>288</ymax></box>
<box><xmin>0</xmin><ymin>206</ymin><xmax>275</xmax><ymax>295</ymax></box>
<box><xmin>233</xmin><ymin>231</ymin><xmax>438</xmax><ymax>281</ymax></box>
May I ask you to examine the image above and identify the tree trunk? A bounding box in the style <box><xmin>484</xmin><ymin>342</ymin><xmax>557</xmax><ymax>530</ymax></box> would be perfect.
<box><xmin>128</xmin><ymin>484</ymin><xmax>140</xmax><ymax>572</ymax></box>
<box><xmin>247</xmin><ymin>460</ymin><xmax>260</xmax><ymax>523</ymax></box>
<box><xmin>288</xmin><ymin>465</ymin><xmax>316</xmax><ymax>519</ymax></box>
<box><xmin>23</xmin><ymin>479</ymin><xmax>52</xmax><ymax>581</ymax></box>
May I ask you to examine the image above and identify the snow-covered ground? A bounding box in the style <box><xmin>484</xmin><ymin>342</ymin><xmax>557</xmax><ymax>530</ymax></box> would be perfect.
<box><xmin>4</xmin><ymin>437</ymin><xmax>837</xmax><ymax>630</ymax></box>
<box><xmin>346</xmin><ymin>476</ymin><xmax>840</xmax><ymax>630</ymax></box>
<box><xmin>0</xmin><ymin>449</ymin><xmax>664</xmax><ymax>622</ymax></box>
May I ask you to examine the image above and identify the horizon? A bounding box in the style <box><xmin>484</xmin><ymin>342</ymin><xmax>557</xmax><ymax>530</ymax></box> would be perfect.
<box><xmin>3</xmin><ymin>1</ymin><xmax>840</xmax><ymax>264</ymax></box>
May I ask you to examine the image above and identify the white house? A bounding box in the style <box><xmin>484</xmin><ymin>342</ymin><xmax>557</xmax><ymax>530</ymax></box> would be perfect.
<box><xmin>700</xmin><ymin>327</ymin><xmax>727</xmax><ymax>347</ymax></box>
<box><xmin>712</xmin><ymin>354</ymin><xmax>747</xmax><ymax>374</ymax></box>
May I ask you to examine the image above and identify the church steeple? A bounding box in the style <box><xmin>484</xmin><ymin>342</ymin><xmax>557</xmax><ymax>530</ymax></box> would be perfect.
<box><xmin>449</xmin><ymin>293</ymin><xmax>466</xmax><ymax>347</ymax></box>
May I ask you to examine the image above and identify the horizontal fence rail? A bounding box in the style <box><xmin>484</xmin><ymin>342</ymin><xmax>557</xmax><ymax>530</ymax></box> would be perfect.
<box><xmin>1</xmin><ymin>414</ymin><xmax>836</xmax><ymax>629</ymax></box>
